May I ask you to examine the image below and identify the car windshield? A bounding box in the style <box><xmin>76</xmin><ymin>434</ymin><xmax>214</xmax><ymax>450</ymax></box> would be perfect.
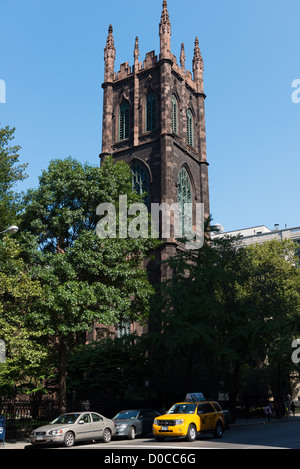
<box><xmin>167</xmin><ymin>404</ymin><xmax>197</xmax><ymax>415</ymax></box>
<box><xmin>113</xmin><ymin>410</ymin><xmax>139</xmax><ymax>420</ymax></box>
<box><xmin>50</xmin><ymin>413</ymin><xmax>81</xmax><ymax>425</ymax></box>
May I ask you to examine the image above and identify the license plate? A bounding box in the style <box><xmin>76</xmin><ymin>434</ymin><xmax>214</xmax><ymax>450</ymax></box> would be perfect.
<box><xmin>37</xmin><ymin>436</ymin><xmax>44</xmax><ymax>441</ymax></box>
<box><xmin>161</xmin><ymin>426</ymin><xmax>168</xmax><ymax>431</ymax></box>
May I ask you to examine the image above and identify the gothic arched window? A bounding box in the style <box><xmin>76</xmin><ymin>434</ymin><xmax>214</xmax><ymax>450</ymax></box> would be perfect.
<box><xmin>131</xmin><ymin>163</ymin><xmax>150</xmax><ymax>207</ymax></box>
<box><xmin>177</xmin><ymin>167</ymin><xmax>192</xmax><ymax>237</ymax></box>
<box><xmin>172</xmin><ymin>94</ymin><xmax>178</xmax><ymax>135</ymax></box>
<box><xmin>187</xmin><ymin>109</ymin><xmax>194</xmax><ymax>147</ymax></box>
<box><xmin>119</xmin><ymin>102</ymin><xmax>130</xmax><ymax>141</ymax></box>
<box><xmin>146</xmin><ymin>93</ymin><xmax>157</xmax><ymax>132</ymax></box>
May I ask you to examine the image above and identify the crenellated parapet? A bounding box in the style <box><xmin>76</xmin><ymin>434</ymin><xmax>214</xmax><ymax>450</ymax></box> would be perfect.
<box><xmin>103</xmin><ymin>1</ymin><xmax>204</xmax><ymax>95</ymax></box>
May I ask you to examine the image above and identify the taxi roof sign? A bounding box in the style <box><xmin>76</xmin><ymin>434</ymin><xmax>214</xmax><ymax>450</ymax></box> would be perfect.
<box><xmin>185</xmin><ymin>393</ymin><xmax>205</xmax><ymax>402</ymax></box>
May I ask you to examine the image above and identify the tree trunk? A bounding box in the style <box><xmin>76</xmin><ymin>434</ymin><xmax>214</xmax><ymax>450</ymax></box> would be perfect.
<box><xmin>59</xmin><ymin>344</ymin><xmax>68</xmax><ymax>414</ymax></box>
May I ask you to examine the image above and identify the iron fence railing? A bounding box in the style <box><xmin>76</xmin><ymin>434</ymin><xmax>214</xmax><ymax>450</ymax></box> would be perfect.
<box><xmin>0</xmin><ymin>399</ymin><xmax>60</xmax><ymax>439</ymax></box>
<box><xmin>0</xmin><ymin>398</ymin><xmax>161</xmax><ymax>439</ymax></box>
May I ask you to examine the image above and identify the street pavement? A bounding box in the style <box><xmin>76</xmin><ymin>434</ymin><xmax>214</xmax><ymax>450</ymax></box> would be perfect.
<box><xmin>2</xmin><ymin>414</ymin><xmax>300</xmax><ymax>450</ymax></box>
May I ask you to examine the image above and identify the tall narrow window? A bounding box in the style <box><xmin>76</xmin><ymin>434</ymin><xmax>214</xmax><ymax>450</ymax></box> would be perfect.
<box><xmin>119</xmin><ymin>102</ymin><xmax>130</xmax><ymax>141</ymax></box>
<box><xmin>187</xmin><ymin>110</ymin><xmax>193</xmax><ymax>147</ymax></box>
<box><xmin>172</xmin><ymin>95</ymin><xmax>178</xmax><ymax>134</ymax></box>
<box><xmin>177</xmin><ymin>167</ymin><xmax>192</xmax><ymax>237</ymax></box>
<box><xmin>146</xmin><ymin>93</ymin><xmax>157</xmax><ymax>132</ymax></box>
<box><xmin>117</xmin><ymin>320</ymin><xmax>131</xmax><ymax>338</ymax></box>
<box><xmin>131</xmin><ymin>163</ymin><xmax>150</xmax><ymax>207</ymax></box>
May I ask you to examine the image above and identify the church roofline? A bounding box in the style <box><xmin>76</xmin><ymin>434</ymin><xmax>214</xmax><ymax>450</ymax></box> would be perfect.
<box><xmin>104</xmin><ymin>1</ymin><xmax>204</xmax><ymax>91</ymax></box>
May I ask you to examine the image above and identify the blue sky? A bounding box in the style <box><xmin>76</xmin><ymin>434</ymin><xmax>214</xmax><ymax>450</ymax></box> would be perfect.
<box><xmin>1</xmin><ymin>0</ymin><xmax>299</xmax><ymax>232</ymax></box>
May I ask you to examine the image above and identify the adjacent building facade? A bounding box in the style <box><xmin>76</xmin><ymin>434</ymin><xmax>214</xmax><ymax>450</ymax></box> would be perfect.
<box><xmin>212</xmin><ymin>224</ymin><xmax>300</xmax><ymax>258</ymax></box>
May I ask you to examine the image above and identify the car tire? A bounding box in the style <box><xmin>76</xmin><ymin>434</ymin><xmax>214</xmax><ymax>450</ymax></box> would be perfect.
<box><xmin>128</xmin><ymin>426</ymin><xmax>136</xmax><ymax>440</ymax></box>
<box><xmin>213</xmin><ymin>421</ymin><xmax>223</xmax><ymax>438</ymax></box>
<box><xmin>102</xmin><ymin>428</ymin><xmax>112</xmax><ymax>443</ymax></box>
<box><xmin>186</xmin><ymin>424</ymin><xmax>197</xmax><ymax>442</ymax></box>
<box><xmin>64</xmin><ymin>431</ymin><xmax>75</xmax><ymax>447</ymax></box>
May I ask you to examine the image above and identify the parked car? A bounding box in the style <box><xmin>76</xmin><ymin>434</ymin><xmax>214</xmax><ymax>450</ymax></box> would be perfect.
<box><xmin>153</xmin><ymin>400</ymin><xmax>225</xmax><ymax>442</ymax></box>
<box><xmin>113</xmin><ymin>409</ymin><xmax>160</xmax><ymax>439</ymax></box>
<box><xmin>29</xmin><ymin>411</ymin><xmax>115</xmax><ymax>447</ymax></box>
<box><xmin>222</xmin><ymin>409</ymin><xmax>232</xmax><ymax>429</ymax></box>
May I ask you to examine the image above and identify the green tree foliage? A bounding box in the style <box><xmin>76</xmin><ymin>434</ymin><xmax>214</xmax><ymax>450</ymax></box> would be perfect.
<box><xmin>20</xmin><ymin>156</ymin><xmax>158</xmax><ymax>411</ymax></box>
<box><xmin>67</xmin><ymin>334</ymin><xmax>150</xmax><ymax>402</ymax></box>
<box><xmin>0</xmin><ymin>236</ymin><xmax>46</xmax><ymax>397</ymax></box>
<box><xmin>148</xmin><ymin>226</ymin><xmax>300</xmax><ymax>413</ymax></box>
<box><xmin>0</xmin><ymin>126</ymin><xmax>27</xmax><ymax>229</ymax></box>
<box><xmin>235</xmin><ymin>240</ymin><xmax>300</xmax><ymax>402</ymax></box>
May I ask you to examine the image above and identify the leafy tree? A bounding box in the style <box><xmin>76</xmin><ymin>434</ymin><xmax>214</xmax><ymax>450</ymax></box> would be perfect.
<box><xmin>235</xmin><ymin>240</ymin><xmax>300</xmax><ymax>403</ymax></box>
<box><xmin>147</xmin><ymin>225</ymin><xmax>237</xmax><ymax>403</ymax></box>
<box><xmin>67</xmin><ymin>334</ymin><xmax>150</xmax><ymax>402</ymax></box>
<box><xmin>148</xmin><ymin>227</ymin><xmax>300</xmax><ymax>416</ymax></box>
<box><xmin>0</xmin><ymin>126</ymin><xmax>27</xmax><ymax>230</ymax></box>
<box><xmin>20</xmin><ymin>156</ymin><xmax>159</xmax><ymax>412</ymax></box>
<box><xmin>0</xmin><ymin>236</ymin><xmax>46</xmax><ymax>397</ymax></box>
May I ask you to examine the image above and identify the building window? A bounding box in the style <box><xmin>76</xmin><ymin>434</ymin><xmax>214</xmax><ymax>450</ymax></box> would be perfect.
<box><xmin>172</xmin><ymin>94</ymin><xmax>178</xmax><ymax>134</ymax></box>
<box><xmin>177</xmin><ymin>167</ymin><xmax>192</xmax><ymax>237</ymax></box>
<box><xmin>131</xmin><ymin>163</ymin><xmax>150</xmax><ymax>207</ymax></box>
<box><xmin>119</xmin><ymin>102</ymin><xmax>130</xmax><ymax>141</ymax></box>
<box><xmin>187</xmin><ymin>109</ymin><xmax>193</xmax><ymax>147</ymax></box>
<box><xmin>146</xmin><ymin>93</ymin><xmax>157</xmax><ymax>132</ymax></box>
<box><xmin>117</xmin><ymin>320</ymin><xmax>131</xmax><ymax>338</ymax></box>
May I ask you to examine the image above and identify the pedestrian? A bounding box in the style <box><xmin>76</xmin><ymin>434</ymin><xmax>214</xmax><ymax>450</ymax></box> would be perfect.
<box><xmin>291</xmin><ymin>402</ymin><xmax>296</xmax><ymax>417</ymax></box>
<box><xmin>264</xmin><ymin>403</ymin><xmax>272</xmax><ymax>422</ymax></box>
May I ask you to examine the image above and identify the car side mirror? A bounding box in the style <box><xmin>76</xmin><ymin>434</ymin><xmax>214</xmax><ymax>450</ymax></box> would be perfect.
<box><xmin>78</xmin><ymin>420</ymin><xmax>85</xmax><ymax>424</ymax></box>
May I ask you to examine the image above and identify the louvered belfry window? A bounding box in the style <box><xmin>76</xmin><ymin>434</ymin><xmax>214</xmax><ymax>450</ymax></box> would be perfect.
<box><xmin>187</xmin><ymin>109</ymin><xmax>193</xmax><ymax>147</ymax></box>
<box><xmin>177</xmin><ymin>167</ymin><xmax>192</xmax><ymax>237</ymax></box>
<box><xmin>146</xmin><ymin>93</ymin><xmax>157</xmax><ymax>132</ymax></box>
<box><xmin>172</xmin><ymin>95</ymin><xmax>178</xmax><ymax>134</ymax></box>
<box><xmin>131</xmin><ymin>164</ymin><xmax>150</xmax><ymax>207</ymax></box>
<box><xmin>119</xmin><ymin>102</ymin><xmax>130</xmax><ymax>141</ymax></box>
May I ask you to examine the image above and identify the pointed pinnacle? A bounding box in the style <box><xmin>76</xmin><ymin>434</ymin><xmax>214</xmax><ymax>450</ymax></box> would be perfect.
<box><xmin>160</xmin><ymin>0</ymin><xmax>171</xmax><ymax>26</ymax></box>
<box><xmin>193</xmin><ymin>37</ymin><xmax>203</xmax><ymax>63</ymax></box>
<box><xmin>180</xmin><ymin>42</ymin><xmax>186</xmax><ymax>69</ymax></box>
<box><xmin>134</xmin><ymin>36</ymin><xmax>139</xmax><ymax>58</ymax></box>
<box><xmin>105</xmin><ymin>24</ymin><xmax>115</xmax><ymax>52</ymax></box>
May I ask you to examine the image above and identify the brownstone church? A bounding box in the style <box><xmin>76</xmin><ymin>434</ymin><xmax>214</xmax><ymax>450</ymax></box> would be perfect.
<box><xmin>98</xmin><ymin>0</ymin><xmax>210</xmax><ymax>336</ymax></box>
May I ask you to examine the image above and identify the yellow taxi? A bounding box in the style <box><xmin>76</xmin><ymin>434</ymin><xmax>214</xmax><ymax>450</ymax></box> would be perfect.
<box><xmin>153</xmin><ymin>395</ymin><xmax>225</xmax><ymax>442</ymax></box>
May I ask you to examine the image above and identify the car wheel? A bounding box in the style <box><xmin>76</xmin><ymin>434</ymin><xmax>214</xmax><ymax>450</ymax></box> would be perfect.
<box><xmin>213</xmin><ymin>421</ymin><xmax>223</xmax><ymax>438</ymax></box>
<box><xmin>102</xmin><ymin>428</ymin><xmax>112</xmax><ymax>443</ymax></box>
<box><xmin>128</xmin><ymin>426</ymin><xmax>136</xmax><ymax>440</ymax></box>
<box><xmin>64</xmin><ymin>431</ymin><xmax>75</xmax><ymax>447</ymax></box>
<box><xmin>186</xmin><ymin>424</ymin><xmax>197</xmax><ymax>442</ymax></box>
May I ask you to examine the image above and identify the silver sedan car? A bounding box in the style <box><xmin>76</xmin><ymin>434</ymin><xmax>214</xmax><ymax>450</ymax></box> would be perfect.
<box><xmin>29</xmin><ymin>411</ymin><xmax>115</xmax><ymax>447</ymax></box>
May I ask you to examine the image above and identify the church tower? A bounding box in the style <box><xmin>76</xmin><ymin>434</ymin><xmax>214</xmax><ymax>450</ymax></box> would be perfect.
<box><xmin>100</xmin><ymin>0</ymin><xmax>210</xmax><ymax>282</ymax></box>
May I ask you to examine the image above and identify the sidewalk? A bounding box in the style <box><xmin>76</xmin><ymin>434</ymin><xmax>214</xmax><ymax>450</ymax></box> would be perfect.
<box><xmin>232</xmin><ymin>414</ymin><xmax>300</xmax><ymax>427</ymax></box>
<box><xmin>2</xmin><ymin>415</ymin><xmax>300</xmax><ymax>449</ymax></box>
